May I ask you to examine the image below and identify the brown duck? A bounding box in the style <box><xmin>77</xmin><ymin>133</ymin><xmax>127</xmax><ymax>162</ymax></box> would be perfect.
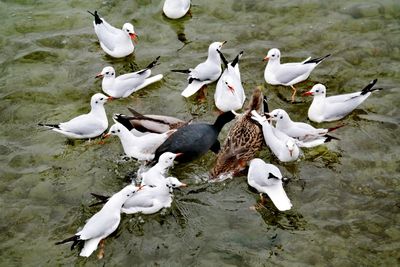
<box><xmin>210</xmin><ymin>87</ymin><xmax>268</xmax><ymax>179</ymax></box>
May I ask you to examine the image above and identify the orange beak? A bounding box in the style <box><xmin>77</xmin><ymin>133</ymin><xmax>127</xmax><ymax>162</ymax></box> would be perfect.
<box><xmin>95</xmin><ymin>73</ymin><xmax>103</xmax><ymax>78</ymax></box>
<box><xmin>129</xmin><ymin>33</ymin><xmax>138</xmax><ymax>43</ymax></box>
<box><xmin>102</xmin><ymin>133</ymin><xmax>111</xmax><ymax>139</ymax></box>
<box><xmin>180</xmin><ymin>183</ymin><xmax>188</xmax><ymax>188</ymax></box>
<box><xmin>302</xmin><ymin>91</ymin><xmax>313</xmax><ymax>96</ymax></box>
<box><xmin>175</xmin><ymin>153</ymin><xmax>183</xmax><ymax>158</ymax></box>
<box><xmin>263</xmin><ymin>56</ymin><xmax>269</xmax><ymax>61</ymax></box>
<box><xmin>137</xmin><ymin>185</ymin><xmax>144</xmax><ymax>191</ymax></box>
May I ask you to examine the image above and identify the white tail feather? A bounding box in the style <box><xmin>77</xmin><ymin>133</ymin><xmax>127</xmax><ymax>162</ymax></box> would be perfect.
<box><xmin>79</xmin><ymin>237</ymin><xmax>102</xmax><ymax>257</ymax></box>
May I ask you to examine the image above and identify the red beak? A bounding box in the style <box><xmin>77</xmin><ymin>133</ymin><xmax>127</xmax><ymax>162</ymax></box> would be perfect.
<box><xmin>95</xmin><ymin>73</ymin><xmax>103</xmax><ymax>78</ymax></box>
<box><xmin>129</xmin><ymin>33</ymin><xmax>138</xmax><ymax>43</ymax></box>
<box><xmin>175</xmin><ymin>153</ymin><xmax>183</xmax><ymax>157</ymax></box>
<box><xmin>302</xmin><ymin>91</ymin><xmax>313</xmax><ymax>96</ymax></box>
<box><xmin>107</xmin><ymin>97</ymin><xmax>114</xmax><ymax>101</ymax></box>
<box><xmin>102</xmin><ymin>133</ymin><xmax>111</xmax><ymax>139</ymax></box>
<box><xmin>227</xmin><ymin>84</ymin><xmax>235</xmax><ymax>94</ymax></box>
<box><xmin>263</xmin><ymin>56</ymin><xmax>269</xmax><ymax>61</ymax></box>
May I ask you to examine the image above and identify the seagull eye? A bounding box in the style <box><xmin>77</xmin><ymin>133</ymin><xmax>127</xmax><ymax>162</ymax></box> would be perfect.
<box><xmin>100</xmin><ymin>97</ymin><xmax>104</xmax><ymax>100</ymax></box>
<box><xmin>106</xmin><ymin>72</ymin><xmax>109</xmax><ymax>75</ymax></box>
<box><xmin>316</xmin><ymin>90</ymin><xmax>319</xmax><ymax>93</ymax></box>
<box><xmin>274</xmin><ymin>114</ymin><xmax>277</xmax><ymax>117</ymax></box>
<box><xmin>117</xmin><ymin>129</ymin><xmax>121</xmax><ymax>132</ymax></box>
<box><xmin>280</xmin><ymin>116</ymin><xmax>283</xmax><ymax>119</ymax></box>
<box><xmin>126</xmin><ymin>194</ymin><xmax>130</xmax><ymax>197</ymax></box>
<box><xmin>95</xmin><ymin>101</ymin><xmax>98</xmax><ymax>104</ymax></box>
<box><xmin>111</xmin><ymin>130</ymin><xmax>115</xmax><ymax>133</ymax></box>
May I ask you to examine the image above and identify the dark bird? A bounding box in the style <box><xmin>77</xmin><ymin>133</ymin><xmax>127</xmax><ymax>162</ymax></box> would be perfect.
<box><xmin>153</xmin><ymin>111</ymin><xmax>236</xmax><ymax>163</ymax></box>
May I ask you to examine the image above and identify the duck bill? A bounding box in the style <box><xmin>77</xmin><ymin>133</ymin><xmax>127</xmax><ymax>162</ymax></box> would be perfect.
<box><xmin>302</xmin><ymin>91</ymin><xmax>313</xmax><ymax>96</ymax></box>
<box><xmin>95</xmin><ymin>73</ymin><xmax>103</xmax><ymax>78</ymax></box>
<box><xmin>129</xmin><ymin>33</ymin><xmax>138</xmax><ymax>43</ymax></box>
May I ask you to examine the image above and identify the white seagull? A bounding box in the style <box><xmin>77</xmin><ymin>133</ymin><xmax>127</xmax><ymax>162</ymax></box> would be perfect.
<box><xmin>263</xmin><ymin>48</ymin><xmax>330</xmax><ymax>102</ymax></box>
<box><xmin>122</xmin><ymin>176</ymin><xmax>187</xmax><ymax>214</ymax></box>
<box><xmin>88</xmin><ymin>11</ymin><xmax>137</xmax><ymax>58</ymax></box>
<box><xmin>267</xmin><ymin>108</ymin><xmax>343</xmax><ymax>147</ymax></box>
<box><xmin>248</xmin><ymin>158</ymin><xmax>292</xmax><ymax>211</ymax></box>
<box><xmin>96</xmin><ymin>57</ymin><xmax>163</xmax><ymax>98</ymax></box>
<box><xmin>214</xmin><ymin>50</ymin><xmax>245</xmax><ymax>112</ymax></box>
<box><xmin>39</xmin><ymin>93</ymin><xmax>111</xmax><ymax>139</ymax></box>
<box><xmin>173</xmin><ymin>41</ymin><xmax>226</xmax><ymax>98</ymax></box>
<box><xmin>303</xmin><ymin>79</ymin><xmax>382</xmax><ymax>123</ymax></box>
<box><xmin>163</xmin><ymin>0</ymin><xmax>191</xmax><ymax>19</ymax></box>
<box><xmin>103</xmin><ymin>122</ymin><xmax>176</xmax><ymax>161</ymax></box>
<box><xmin>140</xmin><ymin>152</ymin><xmax>181</xmax><ymax>186</ymax></box>
<box><xmin>251</xmin><ymin>110</ymin><xmax>300</xmax><ymax>162</ymax></box>
<box><xmin>55</xmin><ymin>184</ymin><xmax>141</xmax><ymax>257</ymax></box>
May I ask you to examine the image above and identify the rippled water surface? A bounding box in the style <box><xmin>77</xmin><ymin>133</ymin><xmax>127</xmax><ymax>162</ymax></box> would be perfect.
<box><xmin>1</xmin><ymin>0</ymin><xmax>399</xmax><ymax>266</ymax></box>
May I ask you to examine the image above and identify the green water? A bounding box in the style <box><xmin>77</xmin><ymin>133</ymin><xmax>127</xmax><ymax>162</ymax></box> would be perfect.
<box><xmin>1</xmin><ymin>0</ymin><xmax>399</xmax><ymax>266</ymax></box>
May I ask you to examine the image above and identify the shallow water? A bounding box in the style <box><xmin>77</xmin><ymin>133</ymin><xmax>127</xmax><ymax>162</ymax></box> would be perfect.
<box><xmin>1</xmin><ymin>0</ymin><xmax>399</xmax><ymax>266</ymax></box>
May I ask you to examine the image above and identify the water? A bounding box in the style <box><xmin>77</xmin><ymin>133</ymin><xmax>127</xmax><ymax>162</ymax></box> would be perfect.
<box><xmin>1</xmin><ymin>0</ymin><xmax>399</xmax><ymax>266</ymax></box>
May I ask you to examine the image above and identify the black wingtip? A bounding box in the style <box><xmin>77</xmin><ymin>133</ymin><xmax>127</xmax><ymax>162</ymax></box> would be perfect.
<box><xmin>145</xmin><ymin>56</ymin><xmax>161</xmax><ymax>69</ymax></box>
<box><xmin>303</xmin><ymin>53</ymin><xmax>331</xmax><ymax>64</ymax></box>
<box><xmin>361</xmin><ymin>79</ymin><xmax>379</xmax><ymax>95</ymax></box>
<box><xmin>231</xmin><ymin>50</ymin><xmax>244</xmax><ymax>68</ymax></box>
<box><xmin>38</xmin><ymin>123</ymin><xmax>60</xmax><ymax>129</ymax></box>
<box><xmin>217</xmin><ymin>49</ymin><xmax>228</xmax><ymax>68</ymax></box>
<box><xmin>324</xmin><ymin>134</ymin><xmax>340</xmax><ymax>143</ymax></box>
<box><xmin>171</xmin><ymin>69</ymin><xmax>190</xmax><ymax>74</ymax></box>
<box><xmin>87</xmin><ymin>10</ymin><xmax>102</xmax><ymax>24</ymax></box>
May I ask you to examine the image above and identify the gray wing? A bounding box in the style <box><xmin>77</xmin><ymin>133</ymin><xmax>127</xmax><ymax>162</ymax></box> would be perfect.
<box><xmin>275</xmin><ymin>63</ymin><xmax>313</xmax><ymax>84</ymax></box>
<box><xmin>59</xmin><ymin>114</ymin><xmax>105</xmax><ymax>136</ymax></box>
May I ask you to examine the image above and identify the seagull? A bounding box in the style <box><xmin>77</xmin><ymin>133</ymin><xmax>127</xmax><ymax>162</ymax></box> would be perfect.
<box><xmin>88</xmin><ymin>11</ymin><xmax>137</xmax><ymax>58</ymax></box>
<box><xmin>251</xmin><ymin>110</ymin><xmax>300</xmax><ymax>162</ymax></box>
<box><xmin>267</xmin><ymin>108</ymin><xmax>343</xmax><ymax>146</ymax></box>
<box><xmin>172</xmin><ymin>41</ymin><xmax>226</xmax><ymax>98</ymax></box>
<box><xmin>122</xmin><ymin>176</ymin><xmax>187</xmax><ymax>215</ymax></box>
<box><xmin>96</xmin><ymin>57</ymin><xmax>163</xmax><ymax>98</ymax></box>
<box><xmin>163</xmin><ymin>0</ymin><xmax>191</xmax><ymax>19</ymax></box>
<box><xmin>214</xmin><ymin>50</ymin><xmax>245</xmax><ymax>112</ymax></box>
<box><xmin>103</xmin><ymin>122</ymin><xmax>176</xmax><ymax>161</ymax></box>
<box><xmin>38</xmin><ymin>93</ymin><xmax>111</xmax><ymax>139</ymax></box>
<box><xmin>248</xmin><ymin>158</ymin><xmax>292</xmax><ymax>211</ymax></box>
<box><xmin>140</xmin><ymin>152</ymin><xmax>181</xmax><ymax>186</ymax></box>
<box><xmin>263</xmin><ymin>48</ymin><xmax>330</xmax><ymax>102</ymax></box>
<box><xmin>303</xmin><ymin>79</ymin><xmax>382</xmax><ymax>123</ymax></box>
<box><xmin>55</xmin><ymin>184</ymin><xmax>141</xmax><ymax>257</ymax></box>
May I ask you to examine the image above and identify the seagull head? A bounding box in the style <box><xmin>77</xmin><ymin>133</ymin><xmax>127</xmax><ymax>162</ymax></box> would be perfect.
<box><xmin>209</xmin><ymin>41</ymin><xmax>226</xmax><ymax>53</ymax></box>
<box><xmin>103</xmin><ymin>123</ymin><xmax>125</xmax><ymax>139</ymax></box>
<box><xmin>263</xmin><ymin>48</ymin><xmax>281</xmax><ymax>61</ymax></box>
<box><xmin>123</xmin><ymin>23</ymin><xmax>138</xmax><ymax>43</ymax></box>
<box><xmin>285</xmin><ymin>139</ymin><xmax>296</xmax><ymax>157</ymax></box>
<box><xmin>121</xmin><ymin>184</ymin><xmax>143</xmax><ymax>199</ymax></box>
<box><xmin>158</xmin><ymin>152</ymin><xmax>182</xmax><ymax>169</ymax></box>
<box><xmin>268</xmin><ymin>109</ymin><xmax>289</xmax><ymax>122</ymax></box>
<box><xmin>96</xmin><ymin>66</ymin><xmax>115</xmax><ymax>78</ymax></box>
<box><xmin>91</xmin><ymin>93</ymin><xmax>112</xmax><ymax>107</ymax></box>
<box><xmin>167</xmin><ymin>177</ymin><xmax>187</xmax><ymax>189</ymax></box>
<box><xmin>303</xmin><ymin>84</ymin><xmax>326</xmax><ymax>97</ymax></box>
